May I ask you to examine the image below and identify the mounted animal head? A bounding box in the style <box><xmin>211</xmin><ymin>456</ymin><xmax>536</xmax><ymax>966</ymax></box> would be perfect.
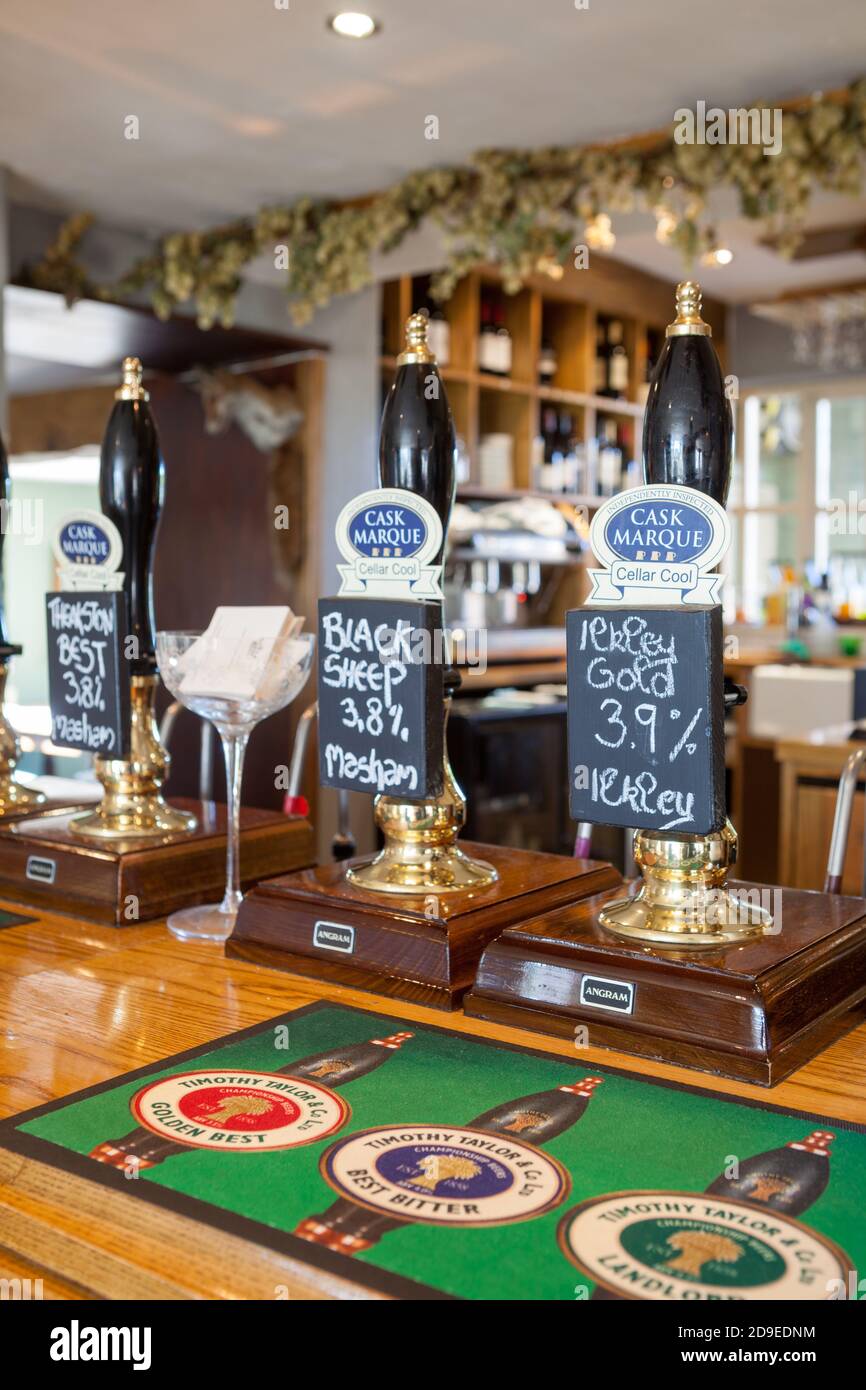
<box><xmin>194</xmin><ymin>368</ymin><xmax>304</xmax><ymax>452</ymax></box>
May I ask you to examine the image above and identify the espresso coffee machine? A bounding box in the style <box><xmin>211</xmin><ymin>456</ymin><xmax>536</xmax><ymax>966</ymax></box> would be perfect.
<box><xmin>445</xmin><ymin>498</ymin><xmax>584</xmax><ymax>632</ymax></box>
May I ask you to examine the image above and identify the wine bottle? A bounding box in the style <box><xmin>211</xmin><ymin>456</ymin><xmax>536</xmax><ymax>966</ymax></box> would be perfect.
<box><xmin>478</xmin><ymin>297</ymin><xmax>499</xmax><ymax>375</ymax></box>
<box><xmin>295</xmin><ymin>1077</ymin><xmax>603</xmax><ymax>1255</ymax></box>
<box><xmin>378</xmin><ymin>311</ymin><xmax>456</xmax><ymax>562</ymax></box>
<box><xmin>607</xmin><ymin>318</ymin><xmax>629</xmax><ymax>397</ymax></box>
<box><xmin>594</xmin><ymin>317</ymin><xmax>608</xmax><ymax>394</ymax></box>
<box><xmin>99</xmin><ymin>357</ymin><xmax>163</xmax><ymax>676</ymax></box>
<box><xmin>538</xmin><ymin>339</ymin><xmax>557</xmax><ymax>385</ymax></box>
<box><xmin>89</xmin><ymin>1032</ymin><xmax>413</xmax><ymax>1171</ymax></box>
<box><xmin>642</xmin><ymin>281</ymin><xmax>732</xmax><ymax>504</ymax></box>
<box><xmin>426</xmin><ymin>304</ymin><xmax>450</xmax><ymax>367</ymax></box>
<box><xmin>598</xmin><ymin>417</ymin><xmax>622</xmax><ymax>497</ymax></box>
<box><xmin>494</xmin><ymin>305</ymin><xmax>512</xmax><ymax>376</ymax></box>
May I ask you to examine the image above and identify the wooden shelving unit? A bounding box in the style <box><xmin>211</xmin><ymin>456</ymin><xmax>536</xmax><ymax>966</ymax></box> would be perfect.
<box><xmin>379</xmin><ymin>264</ymin><xmax>682</xmax><ymax>504</ymax></box>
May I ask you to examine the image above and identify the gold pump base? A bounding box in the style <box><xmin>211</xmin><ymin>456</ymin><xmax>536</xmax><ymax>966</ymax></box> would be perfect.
<box><xmin>71</xmin><ymin>674</ymin><xmax>197</xmax><ymax>842</ymax></box>
<box><xmin>347</xmin><ymin>701</ymin><xmax>497</xmax><ymax>895</ymax></box>
<box><xmin>599</xmin><ymin>821</ymin><xmax>772</xmax><ymax>948</ymax></box>
<box><xmin>0</xmin><ymin>666</ymin><xmax>46</xmax><ymax>817</ymax></box>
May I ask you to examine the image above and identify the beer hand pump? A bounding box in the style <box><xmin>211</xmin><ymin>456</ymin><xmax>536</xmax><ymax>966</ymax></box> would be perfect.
<box><xmin>346</xmin><ymin>311</ymin><xmax>497</xmax><ymax>894</ymax></box>
<box><xmin>466</xmin><ymin>281</ymin><xmax>866</xmax><ymax>1085</ymax></box>
<box><xmin>597</xmin><ymin>282</ymin><xmax>771</xmax><ymax>945</ymax></box>
<box><xmin>72</xmin><ymin>358</ymin><xmax>196</xmax><ymax>841</ymax></box>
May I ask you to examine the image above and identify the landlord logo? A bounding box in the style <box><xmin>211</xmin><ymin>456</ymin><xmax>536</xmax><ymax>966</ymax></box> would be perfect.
<box><xmin>322</xmin><ymin>1124</ymin><xmax>570</xmax><ymax>1226</ymax></box>
<box><xmin>50</xmin><ymin>1321</ymin><xmax>151</xmax><ymax>1370</ymax></box>
<box><xmin>558</xmin><ymin>1190</ymin><xmax>853</xmax><ymax>1300</ymax></box>
<box><xmin>130</xmin><ymin>1069</ymin><xmax>348</xmax><ymax>1151</ymax></box>
<box><xmin>674</xmin><ymin>101</ymin><xmax>782</xmax><ymax>157</ymax></box>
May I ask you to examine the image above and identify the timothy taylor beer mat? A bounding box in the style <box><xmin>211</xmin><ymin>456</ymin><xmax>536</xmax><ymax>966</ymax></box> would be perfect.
<box><xmin>1</xmin><ymin>1001</ymin><xmax>863</xmax><ymax>1301</ymax></box>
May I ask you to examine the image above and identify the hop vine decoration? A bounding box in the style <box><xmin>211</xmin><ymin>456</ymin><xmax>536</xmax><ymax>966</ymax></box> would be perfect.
<box><xmin>22</xmin><ymin>81</ymin><xmax>866</xmax><ymax>328</ymax></box>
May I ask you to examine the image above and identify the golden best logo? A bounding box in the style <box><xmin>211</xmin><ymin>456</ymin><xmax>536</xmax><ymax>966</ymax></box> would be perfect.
<box><xmin>559</xmin><ymin>1191</ymin><xmax>853</xmax><ymax>1301</ymax></box>
<box><xmin>131</xmin><ymin>1070</ymin><xmax>348</xmax><ymax>1152</ymax></box>
<box><xmin>321</xmin><ymin>1124</ymin><xmax>570</xmax><ymax>1226</ymax></box>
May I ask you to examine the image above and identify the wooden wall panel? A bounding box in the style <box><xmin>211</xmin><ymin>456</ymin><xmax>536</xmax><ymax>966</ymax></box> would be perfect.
<box><xmin>150</xmin><ymin>362</ymin><xmax>323</xmax><ymax>814</ymax></box>
<box><xmin>9</xmin><ymin>385</ymin><xmax>114</xmax><ymax>453</ymax></box>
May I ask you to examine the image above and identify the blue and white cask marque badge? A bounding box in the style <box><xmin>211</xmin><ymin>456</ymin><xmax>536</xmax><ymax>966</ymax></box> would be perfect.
<box><xmin>335</xmin><ymin>488</ymin><xmax>444</xmax><ymax>600</ymax></box>
<box><xmin>587</xmin><ymin>484</ymin><xmax>730</xmax><ymax>607</ymax></box>
<box><xmin>52</xmin><ymin>510</ymin><xmax>125</xmax><ymax>592</ymax></box>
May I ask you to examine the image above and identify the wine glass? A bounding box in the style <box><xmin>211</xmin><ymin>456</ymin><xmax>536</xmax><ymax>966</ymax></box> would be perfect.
<box><xmin>156</xmin><ymin>629</ymin><xmax>315</xmax><ymax>942</ymax></box>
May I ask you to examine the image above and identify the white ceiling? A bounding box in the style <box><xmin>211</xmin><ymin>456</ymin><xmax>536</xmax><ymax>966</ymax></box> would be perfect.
<box><xmin>1</xmin><ymin>0</ymin><xmax>866</xmax><ymax>301</ymax></box>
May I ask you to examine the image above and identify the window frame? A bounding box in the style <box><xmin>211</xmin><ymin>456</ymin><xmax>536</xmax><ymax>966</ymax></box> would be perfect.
<box><xmin>727</xmin><ymin>376</ymin><xmax>866</xmax><ymax>621</ymax></box>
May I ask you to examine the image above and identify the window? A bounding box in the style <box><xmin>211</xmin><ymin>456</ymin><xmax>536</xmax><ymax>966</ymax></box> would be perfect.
<box><xmin>725</xmin><ymin>380</ymin><xmax>866</xmax><ymax>623</ymax></box>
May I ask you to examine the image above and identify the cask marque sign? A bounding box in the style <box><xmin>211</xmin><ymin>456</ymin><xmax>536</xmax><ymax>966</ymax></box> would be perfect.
<box><xmin>318</xmin><ymin>595</ymin><xmax>444</xmax><ymax>799</ymax></box>
<box><xmin>45</xmin><ymin>590</ymin><xmax>130</xmax><ymax>757</ymax></box>
<box><xmin>566</xmin><ymin>604</ymin><xmax>726</xmax><ymax>835</ymax></box>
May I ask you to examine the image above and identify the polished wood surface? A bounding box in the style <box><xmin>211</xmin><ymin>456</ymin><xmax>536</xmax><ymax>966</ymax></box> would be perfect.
<box><xmin>1</xmin><ymin>898</ymin><xmax>865</xmax><ymax>1299</ymax></box>
<box><xmin>0</xmin><ymin>801</ymin><xmax>314</xmax><ymax>924</ymax></box>
<box><xmin>228</xmin><ymin>846</ymin><xmax>621</xmax><ymax>1007</ymax></box>
<box><xmin>465</xmin><ymin>880</ymin><xmax>866</xmax><ymax>1085</ymax></box>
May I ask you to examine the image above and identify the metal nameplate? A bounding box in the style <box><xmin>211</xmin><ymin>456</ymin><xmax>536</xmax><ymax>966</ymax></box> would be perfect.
<box><xmin>313</xmin><ymin>920</ymin><xmax>355</xmax><ymax>954</ymax></box>
<box><xmin>26</xmin><ymin>855</ymin><xmax>57</xmax><ymax>885</ymax></box>
<box><xmin>579</xmin><ymin>974</ymin><xmax>635</xmax><ymax>1015</ymax></box>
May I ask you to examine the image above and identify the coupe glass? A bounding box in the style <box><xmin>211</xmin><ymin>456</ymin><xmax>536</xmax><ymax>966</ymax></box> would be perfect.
<box><xmin>156</xmin><ymin>629</ymin><xmax>315</xmax><ymax>942</ymax></box>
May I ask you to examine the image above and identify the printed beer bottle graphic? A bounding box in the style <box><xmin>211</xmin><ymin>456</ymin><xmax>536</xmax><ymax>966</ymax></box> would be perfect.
<box><xmin>590</xmin><ymin>1128</ymin><xmax>837</xmax><ymax>1300</ymax></box>
<box><xmin>90</xmin><ymin>1032</ymin><xmax>413</xmax><ymax>1171</ymax></box>
<box><xmin>469</xmin><ymin>1078</ymin><xmax>601</xmax><ymax>1143</ymax></box>
<box><xmin>704</xmin><ymin>1129</ymin><xmax>835</xmax><ymax>1215</ymax></box>
<box><xmin>295</xmin><ymin>1076</ymin><xmax>603</xmax><ymax>1255</ymax></box>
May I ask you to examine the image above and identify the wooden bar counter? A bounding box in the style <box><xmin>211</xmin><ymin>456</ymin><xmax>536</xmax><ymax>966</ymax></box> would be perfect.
<box><xmin>1</xmin><ymin>898</ymin><xmax>865</xmax><ymax>1300</ymax></box>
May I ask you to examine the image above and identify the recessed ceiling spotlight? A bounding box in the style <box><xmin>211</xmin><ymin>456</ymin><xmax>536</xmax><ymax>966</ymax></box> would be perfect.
<box><xmin>329</xmin><ymin>12</ymin><xmax>379</xmax><ymax>38</ymax></box>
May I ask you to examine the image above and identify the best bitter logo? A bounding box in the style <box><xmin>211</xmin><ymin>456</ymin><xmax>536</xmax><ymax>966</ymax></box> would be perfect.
<box><xmin>130</xmin><ymin>1069</ymin><xmax>349</xmax><ymax>1152</ymax></box>
<box><xmin>558</xmin><ymin>1190</ymin><xmax>853</xmax><ymax>1300</ymax></box>
<box><xmin>320</xmin><ymin>1124</ymin><xmax>570</xmax><ymax>1225</ymax></box>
